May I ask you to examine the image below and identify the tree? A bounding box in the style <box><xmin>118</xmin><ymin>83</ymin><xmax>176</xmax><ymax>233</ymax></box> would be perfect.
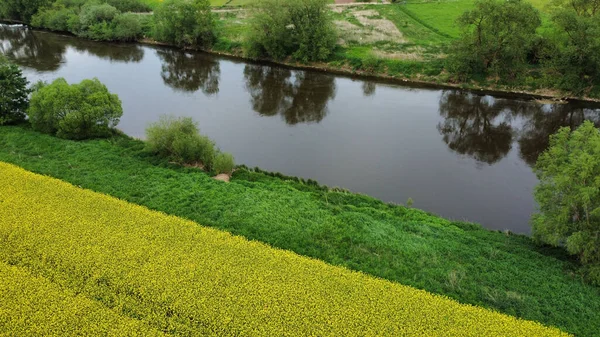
<box><xmin>543</xmin><ymin>0</ymin><xmax>600</xmax><ymax>94</ymax></box>
<box><xmin>245</xmin><ymin>0</ymin><xmax>337</xmax><ymax>62</ymax></box>
<box><xmin>152</xmin><ymin>0</ymin><xmax>215</xmax><ymax>48</ymax></box>
<box><xmin>0</xmin><ymin>57</ymin><xmax>31</xmax><ymax>125</ymax></box>
<box><xmin>448</xmin><ymin>0</ymin><xmax>541</xmax><ymax>80</ymax></box>
<box><xmin>0</xmin><ymin>0</ymin><xmax>53</xmax><ymax>22</ymax></box>
<box><xmin>27</xmin><ymin>77</ymin><xmax>122</xmax><ymax>139</ymax></box>
<box><xmin>532</xmin><ymin>121</ymin><xmax>600</xmax><ymax>284</ymax></box>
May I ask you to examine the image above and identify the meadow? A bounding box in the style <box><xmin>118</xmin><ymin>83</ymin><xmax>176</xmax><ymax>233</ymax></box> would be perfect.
<box><xmin>0</xmin><ymin>125</ymin><xmax>599</xmax><ymax>336</ymax></box>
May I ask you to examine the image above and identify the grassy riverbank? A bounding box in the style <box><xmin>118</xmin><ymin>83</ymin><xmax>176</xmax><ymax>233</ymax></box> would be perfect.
<box><xmin>203</xmin><ymin>1</ymin><xmax>595</xmax><ymax>100</ymax></box>
<box><xmin>1</xmin><ymin>124</ymin><xmax>599</xmax><ymax>336</ymax></box>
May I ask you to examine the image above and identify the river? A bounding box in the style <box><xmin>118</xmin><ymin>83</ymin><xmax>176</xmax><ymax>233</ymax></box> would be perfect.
<box><xmin>2</xmin><ymin>24</ymin><xmax>599</xmax><ymax>233</ymax></box>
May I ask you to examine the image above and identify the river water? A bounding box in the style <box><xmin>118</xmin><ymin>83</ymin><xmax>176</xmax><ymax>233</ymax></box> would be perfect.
<box><xmin>2</xmin><ymin>25</ymin><xmax>599</xmax><ymax>233</ymax></box>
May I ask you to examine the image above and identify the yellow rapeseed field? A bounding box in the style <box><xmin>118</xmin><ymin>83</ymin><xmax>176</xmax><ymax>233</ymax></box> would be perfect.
<box><xmin>0</xmin><ymin>162</ymin><xmax>570</xmax><ymax>336</ymax></box>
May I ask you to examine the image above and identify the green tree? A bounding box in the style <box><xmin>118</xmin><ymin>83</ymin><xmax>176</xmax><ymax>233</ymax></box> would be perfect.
<box><xmin>0</xmin><ymin>57</ymin><xmax>31</xmax><ymax>125</ymax></box>
<box><xmin>448</xmin><ymin>0</ymin><xmax>541</xmax><ymax>80</ymax></box>
<box><xmin>27</xmin><ymin>77</ymin><xmax>122</xmax><ymax>139</ymax></box>
<box><xmin>532</xmin><ymin>121</ymin><xmax>600</xmax><ymax>284</ymax></box>
<box><xmin>152</xmin><ymin>0</ymin><xmax>215</xmax><ymax>48</ymax></box>
<box><xmin>245</xmin><ymin>0</ymin><xmax>337</xmax><ymax>62</ymax></box>
<box><xmin>543</xmin><ymin>0</ymin><xmax>600</xmax><ymax>95</ymax></box>
<box><xmin>0</xmin><ymin>0</ymin><xmax>53</xmax><ymax>22</ymax></box>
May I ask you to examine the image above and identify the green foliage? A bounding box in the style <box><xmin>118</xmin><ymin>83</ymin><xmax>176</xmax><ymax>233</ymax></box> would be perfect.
<box><xmin>0</xmin><ymin>0</ymin><xmax>53</xmax><ymax>22</ymax></box>
<box><xmin>0</xmin><ymin>58</ymin><xmax>30</xmax><ymax>125</ymax></box>
<box><xmin>27</xmin><ymin>78</ymin><xmax>122</xmax><ymax>139</ymax></box>
<box><xmin>447</xmin><ymin>0</ymin><xmax>541</xmax><ymax>80</ymax></box>
<box><xmin>532</xmin><ymin>121</ymin><xmax>600</xmax><ymax>285</ymax></box>
<box><xmin>542</xmin><ymin>0</ymin><xmax>600</xmax><ymax>95</ymax></box>
<box><xmin>245</xmin><ymin>0</ymin><xmax>337</xmax><ymax>62</ymax></box>
<box><xmin>111</xmin><ymin>13</ymin><xmax>143</xmax><ymax>41</ymax></box>
<box><xmin>78</xmin><ymin>2</ymin><xmax>119</xmax><ymax>29</ymax></box>
<box><xmin>104</xmin><ymin>0</ymin><xmax>151</xmax><ymax>13</ymax></box>
<box><xmin>31</xmin><ymin>3</ymin><xmax>79</xmax><ymax>31</ymax></box>
<box><xmin>213</xmin><ymin>151</ymin><xmax>235</xmax><ymax>174</ymax></box>
<box><xmin>145</xmin><ymin>115</ymin><xmax>217</xmax><ymax>168</ymax></box>
<box><xmin>1</xmin><ymin>126</ymin><xmax>600</xmax><ymax>336</ymax></box>
<box><xmin>152</xmin><ymin>0</ymin><xmax>215</xmax><ymax>47</ymax></box>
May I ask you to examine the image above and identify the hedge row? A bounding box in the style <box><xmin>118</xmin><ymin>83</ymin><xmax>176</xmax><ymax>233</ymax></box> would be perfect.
<box><xmin>0</xmin><ymin>162</ymin><xmax>569</xmax><ymax>336</ymax></box>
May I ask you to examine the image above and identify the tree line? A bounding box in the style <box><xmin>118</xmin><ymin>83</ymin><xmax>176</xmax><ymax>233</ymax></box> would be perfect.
<box><xmin>448</xmin><ymin>0</ymin><xmax>600</xmax><ymax>97</ymax></box>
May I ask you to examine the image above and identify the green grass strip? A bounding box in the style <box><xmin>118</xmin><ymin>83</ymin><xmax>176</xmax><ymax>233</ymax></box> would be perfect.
<box><xmin>0</xmin><ymin>126</ymin><xmax>599</xmax><ymax>336</ymax></box>
<box><xmin>0</xmin><ymin>162</ymin><xmax>570</xmax><ymax>336</ymax></box>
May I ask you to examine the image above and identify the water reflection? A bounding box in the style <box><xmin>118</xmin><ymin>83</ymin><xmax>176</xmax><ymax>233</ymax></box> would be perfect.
<box><xmin>518</xmin><ymin>103</ymin><xmax>600</xmax><ymax>166</ymax></box>
<box><xmin>0</xmin><ymin>25</ymin><xmax>145</xmax><ymax>70</ymax></box>
<box><xmin>437</xmin><ymin>90</ymin><xmax>515</xmax><ymax>165</ymax></box>
<box><xmin>68</xmin><ymin>38</ymin><xmax>144</xmax><ymax>63</ymax></box>
<box><xmin>0</xmin><ymin>25</ymin><xmax>65</xmax><ymax>71</ymax></box>
<box><xmin>156</xmin><ymin>49</ymin><xmax>220</xmax><ymax>95</ymax></box>
<box><xmin>244</xmin><ymin>64</ymin><xmax>336</xmax><ymax>125</ymax></box>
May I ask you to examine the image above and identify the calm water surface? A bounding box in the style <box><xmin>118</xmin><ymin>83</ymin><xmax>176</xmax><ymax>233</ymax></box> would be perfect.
<box><xmin>2</xmin><ymin>25</ymin><xmax>599</xmax><ymax>233</ymax></box>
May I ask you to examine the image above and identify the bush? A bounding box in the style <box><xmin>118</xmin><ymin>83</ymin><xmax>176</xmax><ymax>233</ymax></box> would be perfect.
<box><xmin>79</xmin><ymin>2</ymin><xmax>119</xmax><ymax>29</ymax></box>
<box><xmin>145</xmin><ymin>115</ymin><xmax>217</xmax><ymax>168</ymax></box>
<box><xmin>244</xmin><ymin>0</ymin><xmax>336</xmax><ymax>62</ymax></box>
<box><xmin>27</xmin><ymin>77</ymin><xmax>122</xmax><ymax>139</ymax></box>
<box><xmin>152</xmin><ymin>0</ymin><xmax>215</xmax><ymax>48</ymax></box>
<box><xmin>111</xmin><ymin>13</ymin><xmax>143</xmax><ymax>41</ymax></box>
<box><xmin>31</xmin><ymin>3</ymin><xmax>79</xmax><ymax>31</ymax></box>
<box><xmin>532</xmin><ymin>121</ymin><xmax>600</xmax><ymax>285</ymax></box>
<box><xmin>104</xmin><ymin>0</ymin><xmax>151</xmax><ymax>13</ymax></box>
<box><xmin>0</xmin><ymin>57</ymin><xmax>30</xmax><ymax>125</ymax></box>
<box><xmin>213</xmin><ymin>152</ymin><xmax>235</xmax><ymax>174</ymax></box>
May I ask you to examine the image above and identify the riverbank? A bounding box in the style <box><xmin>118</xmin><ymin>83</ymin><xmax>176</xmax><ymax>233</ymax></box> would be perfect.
<box><xmin>1</xmin><ymin>124</ymin><xmax>599</xmax><ymax>336</ymax></box>
<box><xmin>3</xmin><ymin>1</ymin><xmax>600</xmax><ymax>103</ymax></box>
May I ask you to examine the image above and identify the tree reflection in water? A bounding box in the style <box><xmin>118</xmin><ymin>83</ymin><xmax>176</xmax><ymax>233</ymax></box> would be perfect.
<box><xmin>243</xmin><ymin>64</ymin><xmax>336</xmax><ymax>125</ymax></box>
<box><xmin>437</xmin><ymin>90</ymin><xmax>515</xmax><ymax>165</ymax></box>
<box><xmin>517</xmin><ymin>103</ymin><xmax>600</xmax><ymax>166</ymax></box>
<box><xmin>156</xmin><ymin>49</ymin><xmax>220</xmax><ymax>96</ymax></box>
<box><xmin>438</xmin><ymin>90</ymin><xmax>600</xmax><ymax>166</ymax></box>
<box><xmin>0</xmin><ymin>25</ymin><xmax>65</xmax><ymax>71</ymax></box>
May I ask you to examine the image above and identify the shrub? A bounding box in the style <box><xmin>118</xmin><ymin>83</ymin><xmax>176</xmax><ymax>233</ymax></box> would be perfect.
<box><xmin>104</xmin><ymin>0</ymin><xmax>151</xmax><ymax>13</ymax></box>
<box><xmin>27</xmin><ymin>77</ymin><xmax>122</xmax><ymax>139</ymax></box>
<box><xmin>79</xmin><ymin>2</ymin><xmax>119</xmax><ymax>30</ymax></box>
<box><xmin>0</xmin><ymin>57</ymin><xmax>30</xmax><ymax>125</ymax></box>
<box><xmin>145</xmin><ymin>115</ymin><xmax>216</xmax><ymax>168</ymax></box>
<box><xmin>245</xmin><ymin>0</ymin><xmax>336</xmax><ymax>62</ymax></box>
<box><xmin>152</xmin><ymin>0</ymin><xmax>215</xmax><ymax>48</ymax></box>
<box><xmin>213</xmin><ymin>152</ymin><xmax>235</xmax><ymax>174</ymax></box>
<box><xmin>31</xmin><ymin>3</ymin><xmax>79</xmax><ymax>31</ymax></box>
<box><xmin>532</xmin><ymin>121</ymin><xmax>600</xmax><ymax>285</ymax></box>
<box><xmin>111</xmin><ymin>13</ymin><xmax>143</xmax><ymax>41</ymax></box>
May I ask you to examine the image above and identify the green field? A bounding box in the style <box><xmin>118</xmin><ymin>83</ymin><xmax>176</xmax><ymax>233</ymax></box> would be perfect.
<box><xmin>0</xmin><ymin>125</ymin><xmax>599</xmax><ymax>336</ymax></box>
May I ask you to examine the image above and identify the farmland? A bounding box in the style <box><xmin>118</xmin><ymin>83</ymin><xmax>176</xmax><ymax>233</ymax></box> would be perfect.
<box><xmin>1</xmin><ymin>125</ymin><xmax>599</xmax><ymax>336</ymax></box>
<box><xmin>0</xmin><ymin>162</ymin><xmax>570</xmax><ymax>336</ymax></box>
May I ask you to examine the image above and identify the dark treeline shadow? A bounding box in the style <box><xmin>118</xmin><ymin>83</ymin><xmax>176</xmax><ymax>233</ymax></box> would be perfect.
<box><xmin>517</xmin><ymin>103</ymin><xmax>600</xmax><ymax>167</ymax></box>
<box><xmin>0</xmin><ymin>25</ymin><xmax>65</xmax><ymax>71</ymax></box>
<box><xmin>243</xmin><ymin>64</ymin><xmax>336</xmax><ymax>125</ymax></box>
<box><xmin>438</xmin><ymin>90</ymin><xmax>600</xmax><ymax>167</ymax></box>
<box><xmin>0</xmin><ymin>25</ymin><xmax>144</xmax><ymax>71</ymax></box>
<box><xmin>67</xmin><ymin>38</ymin><xmax>144</xmax><ymax>63</ymax></box>
<box><xmin>156</xmin><ymin>49</ymin><xmax>220</xmax><ymax>96</ymax></box>
<box><xmin>437</xmin><ymin>90</ymin><xmax>517</xmax><ymax>165</ymax></box>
